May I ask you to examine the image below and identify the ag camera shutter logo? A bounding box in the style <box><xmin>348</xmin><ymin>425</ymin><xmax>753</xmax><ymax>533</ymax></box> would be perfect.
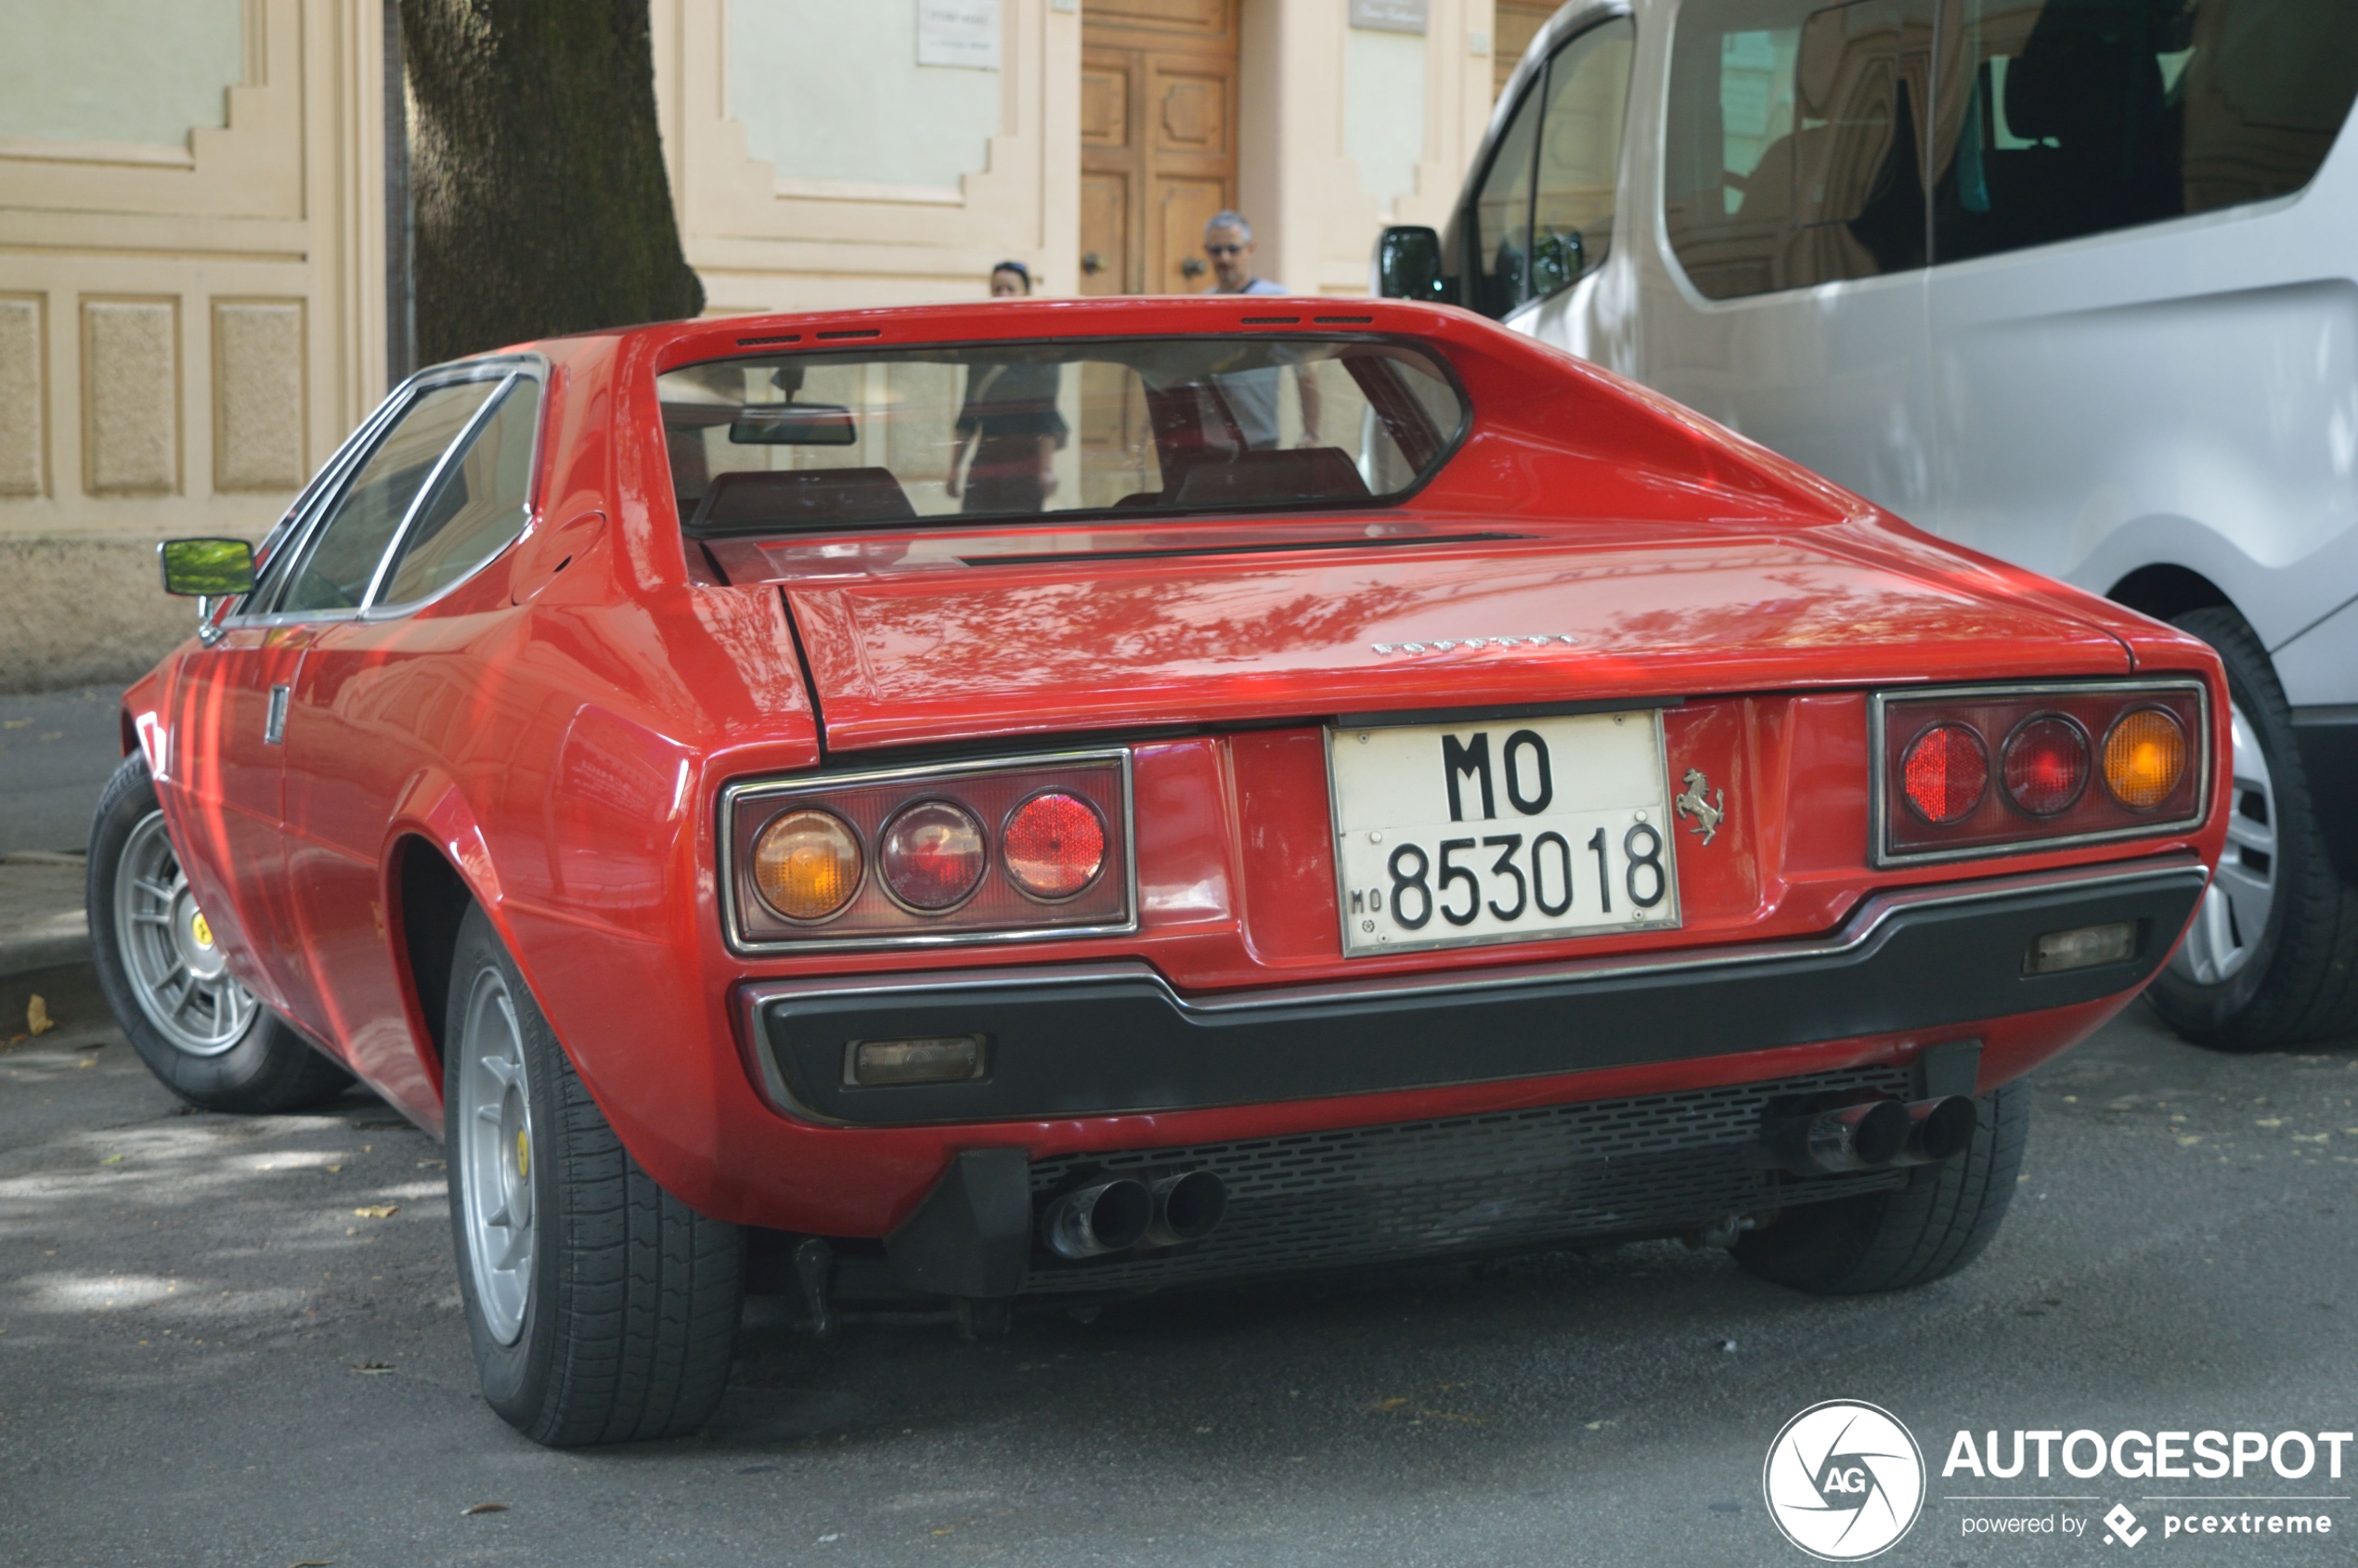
<box><xmin>1764</xmin><ymin>1400</ymin><xmax>1926</xmax><ymax>1560</ymax></box>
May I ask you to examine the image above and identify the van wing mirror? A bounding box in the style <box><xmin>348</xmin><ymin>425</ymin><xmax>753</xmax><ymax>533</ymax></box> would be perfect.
<box><xmin>158</xmin><ymin>538</ymin><xmax>256</xmax><ymax>598</ymax></box>
<box><xmin>1373</xmin><ymin>226</ymin><xmax>1448</xmax><ymax>302</ymax></box>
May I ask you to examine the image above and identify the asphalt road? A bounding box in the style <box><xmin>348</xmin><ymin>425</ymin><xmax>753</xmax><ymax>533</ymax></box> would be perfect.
<box><xmin>3</xmin><ymin>969</ymin><xmax>2353</xmax><ymax>1568</ymax></box>
<box><xmin>0</xmin><ymin>689</ymin><xmax>125</xmax><ymax>858</ymax></box>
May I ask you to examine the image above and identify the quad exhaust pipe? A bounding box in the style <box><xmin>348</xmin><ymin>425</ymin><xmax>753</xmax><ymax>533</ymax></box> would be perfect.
<box><xmin>1040</xmin><ymin>1169</ymin><xmax>1228</xmax><ymax>1260</ymax></box>
<box><xmin>1763</xmin><ymin>1095</ymin><xmax>1976</xmax><ymax>1177</ymax></box>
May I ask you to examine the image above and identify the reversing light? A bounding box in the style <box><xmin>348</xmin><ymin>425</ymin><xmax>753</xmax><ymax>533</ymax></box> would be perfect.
<box><xmin>2002</xmin><ymin>716</ymin><xmax>2090</xmax><ymax>816</ymax></box>
<box><xmin>2102</xmin><ymin>708</ymin><xmax>2187</xmax><ymax>810</ymax></box>
<box><xmin>2026</xmin><ymin>922</ymin><xmax>2137</xmax><ymax>974</ymax></box>
<box><xmin>1902</xmin><ymin>722</ymin><xmax>1988</xmax><ymax>824</ymax></box>
<box><xmin>845</xmin><ymin>1035</ymin><xmax>985</xmax><ymax>1087</ymax></box>
<box><xmin>1004</xmin><ymin>791</ymin><xmax>1108</xmax><ymax>900</ymax></box>
<box><xmin>751</xmin><ymin>809</ymin><xmax>862</xmax><ymax>920</ymax></box>
<box><xmin>879</xmin><ymin>799</ymin><xmax>987</xmax><ymax>911</ymax></box>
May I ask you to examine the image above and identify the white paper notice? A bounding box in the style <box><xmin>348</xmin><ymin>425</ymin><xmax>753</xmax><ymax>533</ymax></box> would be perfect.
<box><xmin>917</xmin><ymin>0</ymin><xmax>1002</xmax><ymax>70</ymax></box>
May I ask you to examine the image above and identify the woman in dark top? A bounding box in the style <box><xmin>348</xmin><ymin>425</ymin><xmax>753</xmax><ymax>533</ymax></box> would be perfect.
<box><xmin>947</xmin><ymin>263</ymin><xmax>1068</xmax><ymax>514</ymax></box>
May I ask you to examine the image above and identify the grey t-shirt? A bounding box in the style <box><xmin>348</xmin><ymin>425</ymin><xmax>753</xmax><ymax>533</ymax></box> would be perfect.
<box><xmin>1203</xmin><ymin>279</ymin><xmax>1290</xmax><ymax>448</ymax></box>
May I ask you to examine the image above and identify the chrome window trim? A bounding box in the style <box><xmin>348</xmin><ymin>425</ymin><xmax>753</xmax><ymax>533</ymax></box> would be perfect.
<box><xmin>717</xmin><ymin>747</ymin><xmax>1139</xmax><ymax>955</ymax></box>
<box><xmin>224</xmin><ymin>355</ymin><xmax>546</xmax><ymax>628</ymax></box>
<box><xmin>359</xmin><ymin>369</ymin><xmax>525</xmax><ymax>615</ymax></box>
<box><xmin>1869</xmin><ymin>678</ymin><xmax>2211</xmax><ymax>868</ymax></box>
<box><xmin>734</xmin><ymin>856</ymin><xmax>2209</xmax><ymax>1119</ymax></box>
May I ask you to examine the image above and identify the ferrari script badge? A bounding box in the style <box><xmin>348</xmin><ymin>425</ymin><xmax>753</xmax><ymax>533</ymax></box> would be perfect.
<box><xmin>1674</xmin><ymin>767</ymin><xmax>1726</xmax><ymax>845</ymax></box>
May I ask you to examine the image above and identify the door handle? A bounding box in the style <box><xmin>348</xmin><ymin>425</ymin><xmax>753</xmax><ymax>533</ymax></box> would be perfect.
<box><xmin>1081</xmin><ymin>252</ymin><xmax>1105</xmax><ymax>274</ymax></box>
<box><xmin>265</xmin><ymin>684</ymin><xmax>290</xmax><ymax>745</ymax></box>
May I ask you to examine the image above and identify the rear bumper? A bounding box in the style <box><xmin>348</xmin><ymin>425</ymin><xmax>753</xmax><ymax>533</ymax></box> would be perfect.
<box><xmin>742</xmin><ymin>857</ymin><xmax>2207</xmax><ymax>1127</ymax></box>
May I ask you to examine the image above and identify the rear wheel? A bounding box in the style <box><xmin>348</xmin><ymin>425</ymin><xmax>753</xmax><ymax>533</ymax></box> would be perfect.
<box><xmin>1733</xmin><ymin>1082</ymin><xmax>2028</xmax><ymax>1294</ymax></box>
<box><xmin>86</xmin><ymin>755</ymin><xmax>351</xmax><ymax>1113</ymax></box>
<box><xmin>445</xmin><ymin>904</ymin><xmax>743</xmax><ymax>1446</ymax></box>
<box><xmin>2145</xmin><ymin>606</ymin><xmax>2358</xmax><ymax>1049</ymax></box>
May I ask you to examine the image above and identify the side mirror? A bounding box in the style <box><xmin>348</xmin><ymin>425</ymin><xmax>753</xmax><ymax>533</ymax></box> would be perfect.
<box><xmin>1373</xmin><ymin>226</ymin><xmax>1448</xmax><ymax>302</ymax></box>
<box><xmin>158</xmin><ymin>538</ymin><xmax>256</xmax><ymax>597</ymax></box>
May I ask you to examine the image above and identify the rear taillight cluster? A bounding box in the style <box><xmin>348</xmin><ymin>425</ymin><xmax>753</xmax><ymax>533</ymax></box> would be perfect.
<box><xmin>724</xmin><ymin>752</ymin><xmax>1132</xmax><ymax>950</ymax></box>
<box><xmin>1874</xmin><ymin>680</ymin><xmax>2208</xmax><ymax>864</ymax></box>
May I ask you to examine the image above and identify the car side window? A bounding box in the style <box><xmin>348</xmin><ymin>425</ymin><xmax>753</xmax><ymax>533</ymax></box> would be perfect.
<box><xmin>1469</xmin><ymin>78</ymin><xmax>1543</xmax><ymax>318</ymax></box>
<box><xmin>1531</xmin><ymin>19</ymin><xmax>1637</xmax><ymax>299</ymax></box>
<box><xmin>378</xmin><ymin>377</ymin><xmax>543</xmax><ymax>608</ymax></box>
<box><xmin>1467</xmin><ymin>19</ymin><xmax>1639</xmax><ymax>320</ymax></box>
<box><xmin>272</xmin><ymin>379</ymin><xmax>500</xmax><ymax>616</ymax></box>
<box><xmin>1665</xmin><ymin>0</ymin><xmax>1935</xmax><ymax>301</ymax></box>
<box><xmin>1928</xmin><ymin>0</ymin><xmax>2358</xmax><ymax>265</ymax></box>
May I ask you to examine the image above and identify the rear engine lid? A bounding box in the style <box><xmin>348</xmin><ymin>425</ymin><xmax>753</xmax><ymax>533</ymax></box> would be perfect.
<box><xmin>760</xmin><ymin>525</ymin><xmax>2129</xmax><ymax>752</ymax></box>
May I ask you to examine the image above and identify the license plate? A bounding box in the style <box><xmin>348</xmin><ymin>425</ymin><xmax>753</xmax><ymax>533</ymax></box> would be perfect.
<box><xmin>1328</xmin><ymin>710</ymin><xmax>1681</xmax><ymax>955</ymax></box>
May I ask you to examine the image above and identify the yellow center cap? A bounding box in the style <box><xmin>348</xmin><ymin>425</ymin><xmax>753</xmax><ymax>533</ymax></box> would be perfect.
<box><xmin>514</xmin><ymin>1128</ymin><xmax>529</xmax><ymax>1180</ymax></box>
<box><xmin>190</xmin><ymin>912</ymin><xmax>214</xmax><ymax>949</ymax></box>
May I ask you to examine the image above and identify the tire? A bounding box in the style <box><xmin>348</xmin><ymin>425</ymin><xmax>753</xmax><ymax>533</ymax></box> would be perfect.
<box><xmin>2144</xmin><ymin>606</ymin><xmax>2358</xmax><ymax>1049</ymax></box>
<box><xmin>444</xmin><ymin>904</ymin><xmax>743</xmax><ymax>1446</ymax></box>
<box><xmin>86</xmin><ymin>754</ymin><xmax>352</xmax><ymax>1113</ymax></box>
<box><xmin>1732</xmin><ymin>1081</ymin><xmax>2028</xmax><ymax>1295</ymax></box>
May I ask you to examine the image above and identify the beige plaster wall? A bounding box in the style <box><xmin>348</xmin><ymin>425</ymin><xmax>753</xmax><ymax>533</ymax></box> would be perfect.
<box><xmin>0</xmin><ymin>0</ymin><xmax>383</xmax><ymax>694</ymax></box>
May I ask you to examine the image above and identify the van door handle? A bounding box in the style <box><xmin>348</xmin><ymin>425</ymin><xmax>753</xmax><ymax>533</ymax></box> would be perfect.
<box><xmin>265</xmin><ymin>684</ymin><xmax>290</xmax><ymax>745</ymax></box>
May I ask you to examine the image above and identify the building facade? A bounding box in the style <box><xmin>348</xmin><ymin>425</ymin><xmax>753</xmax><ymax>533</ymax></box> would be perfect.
<box><xmin>0</xmin><ymin>0</ymin><xmax>1511</xmax><ymax>692</ymax></box>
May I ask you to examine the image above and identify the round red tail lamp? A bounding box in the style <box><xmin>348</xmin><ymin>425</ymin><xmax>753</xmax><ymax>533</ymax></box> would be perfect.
<box><xmin>2002</xmin><ymin>716</ymin><xmax>2090</xmax><ymax>816</ymax></box>
<box><xmin>1004</xmin><ymin>791</ymin><xmax>1108</xmax><ymax>900</ymax></box>
<box><xmin>751</xmin><ymin>809</ymin><xmax>862</xmax><ymax>921</ymax></box>
<box><xmin>879</xmin><ymin>800</ymin><xmax>987</xmax><ymax>911</ymax></box>
<box><xmin>2102</xmin><ymin>707</ymin><xmax>2187</xmax><ymax>810</ymax></box>
<box><xmin>1901</xmin><ymin>722</ymin><xmax>1988</xmax><ymax>825</ymax></box>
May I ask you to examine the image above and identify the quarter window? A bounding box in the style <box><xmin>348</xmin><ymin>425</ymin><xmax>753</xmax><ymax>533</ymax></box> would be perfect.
<box><xmin>273</xmin><ymin>379</ymin><xmax>500</xmax><ymax>616</ymax></box>
<box><xmin>1665</xmin><ymin>0</ymin><xmax>1935</xmax><ymax>300</ymax></box>
<box><xmin>379</xmin><ymin>378</ymin><xmax>543</xmax><ymax>607</ymax></box>
<box><xmin>1929</xmin><ymin>0</ymin><xmax>2358</xmax><ymax>263</ymax></box>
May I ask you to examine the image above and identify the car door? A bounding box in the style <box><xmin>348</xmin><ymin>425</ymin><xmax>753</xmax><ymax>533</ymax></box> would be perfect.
<box><xmin>1921</xmin><ymin>0</ymin><xmax>2358</xmax><ymax>641</ymax></box>
<box><xmin>163</xmin><ymin>616</ymin><xmax>319</xmax><ymax>1027</ymax></box>
<box><xmin>1637</xmin><ymin>0</ymin><xmax>1939</xmax><ymax>520</ymax></box>
<box><xmin>218</xmin><ymin>373</ymin><xmax>509</xmax><ymax>1050</ymax></box>
<box><xmin>279</xmin><ymin>367</ymin><xmax>542</xmax><ymax>1108</ymax></box>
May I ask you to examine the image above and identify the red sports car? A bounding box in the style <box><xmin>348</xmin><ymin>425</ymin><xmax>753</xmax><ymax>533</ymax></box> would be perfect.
<box><xmin>93</xmin><ymin>298</ymin><xmax>2225</xmax><ymax>1446</ymax></box>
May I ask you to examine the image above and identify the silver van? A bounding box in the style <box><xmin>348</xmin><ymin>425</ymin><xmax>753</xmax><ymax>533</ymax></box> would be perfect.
<box><xmin>1379</xmin><ymin>0</ymin><xmax>2358</xmax><ymax>1048</ymax></box>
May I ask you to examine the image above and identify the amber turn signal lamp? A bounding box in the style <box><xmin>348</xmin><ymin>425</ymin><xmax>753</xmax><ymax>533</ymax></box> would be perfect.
<box><xmin>1901</xmin><ymin>722</ymin><xmax>1988</xmax><ymax>825</ymax></box>
<box><xmin>751</xmin><ymin>809</ymin><xmax>862</xmax><ymax>921</ymax></box>
<box><xmin>1004</xmin><ymin>791</ymin><xmax>1108</xmax><ymax>900</ymax></box>
<box><xmin>2102</xmin><ymin>708</ymin><xmax>2188</xmax><ymax>810</ymax></box>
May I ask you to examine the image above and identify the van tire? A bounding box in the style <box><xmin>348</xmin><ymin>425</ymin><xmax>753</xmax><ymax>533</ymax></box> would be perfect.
<box><xmin>1732</xmin><ymin>1082</ymin><xmax>2028</xmax><ymax>1294</ymax></box>
<box><xmin>2145</xmin><ymin>607</ymin><xmax>2358</xmax><ymax>1049</ymax></box>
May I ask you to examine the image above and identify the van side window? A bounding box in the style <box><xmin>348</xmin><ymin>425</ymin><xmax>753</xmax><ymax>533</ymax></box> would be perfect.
<box><xmin>1665</xmin><ymin>0</ymin><xmax>1935</xmax><ymax>300</ymax></box>
<box><xmin>1467</xmin><ymin>19</ymin><xmax>1637</xmax><ymax>318</ymax></box>
<box><xmin>1929</xmin><ymin>0</ymin><xmax>2358</xmax><ymax>264</ymax></box>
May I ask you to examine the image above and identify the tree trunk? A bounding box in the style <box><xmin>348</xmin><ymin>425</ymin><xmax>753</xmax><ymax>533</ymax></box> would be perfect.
<box><xmin>401</xmin><ymin>0</ymin><xmax>704</xmax><ymax>366</ymax></box>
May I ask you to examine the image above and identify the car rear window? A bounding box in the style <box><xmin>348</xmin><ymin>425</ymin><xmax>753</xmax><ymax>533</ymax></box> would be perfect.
<box><xmin>656</xmin><ymin>336</ymin><xmax>1467</xmax><ymax>535</ymax></box>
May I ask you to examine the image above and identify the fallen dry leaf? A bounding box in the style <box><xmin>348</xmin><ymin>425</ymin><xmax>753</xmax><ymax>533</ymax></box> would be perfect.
<box><xmin>100</xmin><ymin>1154</ymin><xmax>124</xmax><ymax>1165</ymax></box>
<box><xmin>462</xmin><ymin>1502</ymin><xmax>509</xmax><ymax>1515</ymax></box>
<box><xmin>290</xmin><ymin>1561</ymin><xmax>334</xmax><ymax>1567</ymax></box>
<box><xmin>353</xmin><ymin>1362</ymin><xmax>394</xmax><ymax>1375</ymax></box>
<box><xmin>27</xmin><ymin>996</ymin><xmax>54</xmax><ymax>1036</ymax></box>
<box><xmin>353</xmin><ymin>1204</ymin><xmax>397</xmax><ymax>1219</ymax></box>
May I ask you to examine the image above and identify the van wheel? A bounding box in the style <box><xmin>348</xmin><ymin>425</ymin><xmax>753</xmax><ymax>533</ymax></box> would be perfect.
<box><xmin>444</xmin><ymin>904</ymin><xmax>743</xmax><ymax>1446</ymax></box>
<box><xmin>2145</xmin><ymin>607</ymin><xmax>2358</xmax><ymax>1049</ymax></box>
<box><xmin>1733</xmin><ymin>1082</ymin><xmax>2027</xmax><ymax>1294</ymax></box>
<box><xmin>86</xmin><ymin>755</ymin><xmax>352</xmax><ymax>1113</ymax></box>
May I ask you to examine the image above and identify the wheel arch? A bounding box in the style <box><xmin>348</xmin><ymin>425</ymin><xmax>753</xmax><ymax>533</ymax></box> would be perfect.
<box><xmin>381</xmin><ymin>771</ymin><xmax>516</xmax><ymax>1103</ymax></box>
<box><xmin>2106</xmin><ymin>563</ymin><xmax>2234</xmax><ymax>626</ymax></box>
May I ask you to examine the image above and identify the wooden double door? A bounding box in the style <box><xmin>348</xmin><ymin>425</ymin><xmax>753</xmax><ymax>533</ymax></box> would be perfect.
<box><xmin>1080</xmin><ymin>0</ymin><xmax>1239</xmax><ymax>296</ymax></box>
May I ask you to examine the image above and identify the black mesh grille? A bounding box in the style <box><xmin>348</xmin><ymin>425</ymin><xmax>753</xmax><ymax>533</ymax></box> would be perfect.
<box><xmin>1022</xmin><ymin>1066</ymin><xmax>1912</xmax><ymax>1293</ymax></box>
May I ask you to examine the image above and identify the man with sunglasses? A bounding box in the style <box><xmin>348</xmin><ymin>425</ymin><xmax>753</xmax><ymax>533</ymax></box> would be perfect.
<box><xmin>1198</xmin><ymin>211</ymin><xmax>1320</xmax><ymax>448</ymax></box>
